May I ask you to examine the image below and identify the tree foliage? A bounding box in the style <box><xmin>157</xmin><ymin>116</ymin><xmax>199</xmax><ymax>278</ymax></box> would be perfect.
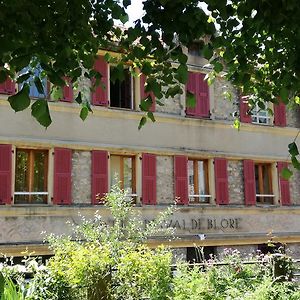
<box><xmin>1</xmin><ymin>0</ymin><xmax>300</xmax><ymax>168</ymax></box>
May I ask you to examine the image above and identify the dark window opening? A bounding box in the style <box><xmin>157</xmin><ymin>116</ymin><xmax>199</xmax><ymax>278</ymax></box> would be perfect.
<box><xmin>110</xmin><ymin>67</ymin><xmax>132</xmax><ymax>109</ymax></box>
<box><xmin>257</xmin><ymin>243</ymin><xmax>285</xmax><ymax>255</ymax></box>
<box><xmin>188</xmin><ymin>41</ymin><xmax>204</xmax><ymax>56</ymax></box>
<box><xmin>187</xmin><ymin>246</ymin><xmax>216</xmax><ymax>263</ymax></box>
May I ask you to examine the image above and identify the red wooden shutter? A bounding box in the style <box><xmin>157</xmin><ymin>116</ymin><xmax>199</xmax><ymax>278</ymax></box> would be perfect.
<box><xmin>186</xmin><ymin>72</ymin><xmax>210</xmax><ymax>118</ymax></box>
<box><xmin>0</xmin><ymin>78</ymin><xmax>15</xmax><ymax>95</ymax></box>
<box><xmin>53</xmin><ymin>148</ymin><xmax>72</xmax><ymax>205</ymax></box>
<box><xmin>61</xmin><ymin>77</ymin><xmax>73</xmax><ymax>102</ymax></box>
<box><xmin>142</xmin><ymin>153</ymin><xmax>156</xmax><ymax>205</ymax></box>
<box><xmin>214</xmin><ymin>158</ymin><xmax>229</xmax><ymax>205</ymax></box>
<box><xmin>91</xmin><ymin>150</ymin><xmax>108</xmax><ymax>204</ymax></box>
<box><xmin>274</xmin><ymin>103</ymin><xmax>286</xmax><ymax>127</ymax></box>
<box><xmin>240</xmin><ymin>96</ymin><xmax>252</xmax><ymax>123</ymax></box>
<box><xmin>198</xmin><ymin>73</ymin><xmax>210</xmax><ymax>117</ymax></box>
<box><xmin>243</xmin><ymin>160</ymin><xmax>256</xmax><ymax>205</ymax></box>
<box><xmin>0</xmin><ymin>144</ymin><xmax>12</xmax><ymax>205</ymax></box>
<box><xmin>186</xmin><ymin>72</ymin><xmax>197</xmax><ymax>116</ymax></box>
<box><xmin>277</xmin><ymin>162</ymin><xmax>291</xmax><ymax>206</ymax></box>
<box><xmin>140</xmin><ymin>74</ymin><xmax>155</xmax><ymax>112</ymax></box>
<box><xmin>92</xmin><ymin>56</ymin><xmax>109</xmax><ymax>106</ymax></box>
<box><xmin>174</xmin><ymin>156</ymin><xmax>188</xmax><ymax>205</ymax></box>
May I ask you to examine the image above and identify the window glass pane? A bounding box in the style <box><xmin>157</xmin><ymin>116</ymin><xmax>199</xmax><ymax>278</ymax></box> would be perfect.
<box><xmin>262</xmin><ymin>165</ymin><xmax>271</xmax><ymax>194</ymax></box>
<box><xmin>33</xmin><ymin>151</ymin><xmax>47</xmax><ymax>192</ymax></box>
<box><xmin>188</xmin><ymin>160</ymin><xmax>195</xmax><ymax>198</ymax></box>
<box><xmin>198</xmin><ymin>161</ymin><xmax>206</xmax><ymax>194</ymax></box>
<box><xmin>15</xmin><ymin>149</ymin><xmax>48</xmax><ymax>204</ymax></box>
<box><xmin>198</xmin><ymin>161</ymin><xmax>209</xmax><ymax>202</ymax></box>
<box><xmin>252</xmin><ymin>103</ymin><xmax>271</xmax><ymax>125</ymax></box>
<box><xmin>123</xmin><ymin>157</ymin><xmax>133</xmax><ymax>194</ymax></box>
<box><xmin>15</xmin><ymin>150</ymin><xmax>29</xmax><ymax>192</ymax></box>
<box><xmin>110</xmin><ymin>155</ymin><xmax>121</xmax><ymax>186</ymax></box>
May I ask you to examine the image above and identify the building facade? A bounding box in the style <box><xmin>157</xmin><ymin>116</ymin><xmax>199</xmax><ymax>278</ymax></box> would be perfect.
<box><xmin>0</xmin><ymin>51</ymin><xmax>300</xmax><ymax>260</ymax></box>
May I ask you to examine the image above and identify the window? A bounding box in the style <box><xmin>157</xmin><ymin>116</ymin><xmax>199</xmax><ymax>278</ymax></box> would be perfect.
<box><xmin>257</xmin><ymin>243</ymin><xmax>284</xmax><ymax>255</ymax></box>
<box><xmin>19</xmin><ymin>66</ymin><xmax>48</xmax><ymax>98</ymax></box>
<box><xmin>251</xmin><ymin>102</ymin><xmax>272</xmax><ymax>125</ymax></box>
<box><xmin>110</xmin><ymin>67</ymin><xmax>133</xmax><ymax>109</ymax></box>
<box><xmin>188</xmin><ymin>159</ymin><xmax>210</xmax><ymax>203</ymax></box>
<box><xmin>186</xmin><ymin>246</ymin><xmax>216</xmax><ymax>263</ymax></box>
<box><xmin>110</xmin><ymin>155</ymin><xmax>136</xmax><ymax>201</ymax></box>
<box><xmin>255</xmin><ymin>163</ymin><xmax>274</xmax><ymax>204</ymax></box>
<box><xmin>14</xmin><ymin>149</ymin><xmax>48</xmax><ymax>204</ymax></box>
<box><xmin>188</xmin><ymin>41</ymin><xmax>204</xmax><ymax>56</ymax></box>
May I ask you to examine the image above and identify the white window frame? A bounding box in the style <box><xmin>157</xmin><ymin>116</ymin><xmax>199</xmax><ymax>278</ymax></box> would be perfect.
<box><xmin>251</xmin><ymin>102</ymin><xmax>272</xmax><ymax>125</ymax></box>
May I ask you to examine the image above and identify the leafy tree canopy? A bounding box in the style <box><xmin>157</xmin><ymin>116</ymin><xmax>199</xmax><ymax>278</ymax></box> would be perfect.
<box><xmin>1</xmin><ymin>0</ymin><xmax>300</xmax><ymax>169</ymax></box>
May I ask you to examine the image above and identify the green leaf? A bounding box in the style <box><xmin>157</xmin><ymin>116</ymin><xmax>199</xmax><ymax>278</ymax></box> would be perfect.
<box><xmin>288</xmin><ymin>142</ymin><xmax>299</xmax><ymax>156</ymax></box>
<box><xmin>141</xmin><ymin>62</ymin><xmax>152</xmax><ymax>75</ymax></box>
<box><xmin>176</xmin><ymin>64</ymin><xmax>188</xmax><ymax>84</ymax></box>
<box><xmin>156</xmin><ymin>99</ymin><xmax>164</xmax><ymax>106</ymax></box>
<box><xmin>75</xmin><ymin>92</ymin><xmax>82</xmax><ymax>104</ymax></box>
<box><xmin>178</xmin><ymin>53</ymin><xmax>188</xmax><ymax>64</ymax></box>
<box><xmin>147</xmin><ymin>111</ymin><xmax>155</xmax><ymax>122</ymax></box>
<box><xmin>233</xmin><ymin>118</ymin><xmax>240</xmax><ymax>130</ymax></box>
<box><xmin>0</xmin><ymin>70</ymin><xmax>7</xmax><ymax>83</ymax></box>
<box><xmin>291</xmin><ymin>156</ymin><xmax>300</xmax><ymax>170</ymax></box>
<box><xmin>139</xmin><ymin>96</ymin><xmax>153</xmax><ymax>112</ymax></box>
<box><xmin>203</xmin><ymin>45</ymin><xmax>213</xmax><ymax>60</ymax></box>
<box><xmin>120</xmin><ymin>14</ymin><xmax>129</xmax><ymax>24</ymax></box>
<box><xmin>31</xmin><ymin>99</ymin><xmax>52</xmax><ymax>127</ymax></box>
<box><xmin>51</xmin><ymin>86</ymin><xmax>63</xmax><ymax>101</ymax></box>
<box><xmin>281</xmin><ymin>167</ymin><xmax>293</xmax><ymax>180</ymax></box>
<box><xmin>80</xmin><ymin>106</ymin><xmax>89</xmax><ymax>121</ymax></box>
<box><xmin>213</xmin><ymin>61</ymin><xmax>223</xmax><ymax>73</ymax></box>
<box><xmin>34</xmin><ymin>76</ymin><xmax>44</xmax><ymax>94</ymax></box>
<box><xmin>279</xmin><ymin>87</ymin><xmax>289</xmax><ymax>103</ymax></box>
<box><xmin>138</xmin><ymin>116</ymin><xmax>147</xmax><ymax>130</ymax></box>
<box><xmin>8</xmin><ymin>84</ymin><xmax>31</xmax><ymax>112</ymax></box>
<box><xmin>0</xmin><ymin>272</ymin><xmax>4</xmax><ymax>296</ymax></box>
<box><xmin>16</xmin><ymin>71</ymin><xmax>32</xmax><ymax>83</ymax></box>
<box><xmin>186</xmin><ymin>91</ymin><xmax>196</xmax><ymax>108</ymax></box>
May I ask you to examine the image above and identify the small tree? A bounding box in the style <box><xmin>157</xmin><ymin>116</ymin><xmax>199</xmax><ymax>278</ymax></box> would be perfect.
<box><xmin>29</xmin><ymin>185</ymin><xmax>175</xmax><ymax>300</ymax></box>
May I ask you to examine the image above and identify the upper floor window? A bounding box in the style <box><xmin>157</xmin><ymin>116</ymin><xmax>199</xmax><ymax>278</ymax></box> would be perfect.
<box><xmin>188</xmin><ymin>159</ymin><xmax>210</xmax><ymax>203</ymax></box>
<box><xmin>186</xmin><ymin>72</ymin><xmax>210</xmax><ymax>118</ymax></box>
<box><xmin>15</xmin><ymin>149</ymin><xmax>48</xmax><ymax>204</ymax></box>
<box><xmin>240</xmin><ymin>97</ymin><xmax>287</xmax><ymax>127</ymax></box>
<box><xmin>187</xmin><ymin>41</ymin><xmax>204</xmax><ymax>56</ymax></box>
<box><xmin>251</xmin><ymin>103</ymin><xmax>272</xmax><ymax>125</ymax></box>
<box><xmin>255</xmin><ymin>163</ymin><xmax>274</xmax><ymax>204</ymax></box>
<box><xmin>110</xmin><ymin>67</ymin><xmax>133</xmax><ymax>109</ymax></box>
<box><xmin>19</xmin><ymin>66</ymin><xmax>48</xmax><ymax>99</ymax></box>
<box><xmin>110</xmin><ymin>155</ymin><xmax>136</xmax><ymax>201</ymax></box>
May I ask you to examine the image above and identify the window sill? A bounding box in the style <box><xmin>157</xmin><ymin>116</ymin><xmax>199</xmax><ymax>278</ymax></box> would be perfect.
<box><xmin>185</xmin><ymin>115</ymin><xmax>211</xmax><ymax>120</ymax></box>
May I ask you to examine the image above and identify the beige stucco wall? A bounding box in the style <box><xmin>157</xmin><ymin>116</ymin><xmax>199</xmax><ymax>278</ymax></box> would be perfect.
<box><xmin>0</xmin><ymin>99</ymin><xmax>297</xmax><ymax>161</ymax></box>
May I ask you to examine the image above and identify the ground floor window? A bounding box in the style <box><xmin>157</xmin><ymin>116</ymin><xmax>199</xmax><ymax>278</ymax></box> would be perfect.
<box><xmin>257</xmin><ymin>243</ymin><xmax>284</xmax><ymax>254</ymax></box>
<box><xmin>255</xmin><ymin>163</ymin><xmax>274</xmax><ymax>204</ymax></box>
<box><xmin>14</xmin><ymin>149</ymin><xmax>48</xmax><ymax>204</ymax></box>
<box><xmin>186</xmin><ymin>246</ymin><xmax>216</xmax><ymax>263</ymax></box>
<box><xmin>110</xmin><ymin>155</ymin><xmax>136</xmax><ymax>202</ymax></box>
<box><xmin>110</xmin><ymin>67</ymin><xmax>133</xmax><ymax>109</ymax></box>
<box><xmin>188</xmin><ymin>159</ymin><xmax>210</xmax><ymax>203</ymax></box>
